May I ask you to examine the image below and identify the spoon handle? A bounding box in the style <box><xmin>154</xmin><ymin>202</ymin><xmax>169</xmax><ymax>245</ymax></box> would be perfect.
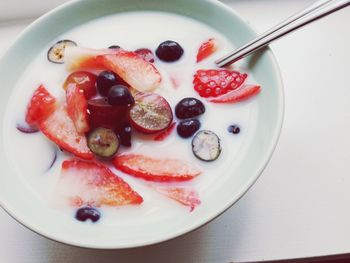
<box><xmin>215</xmin><ymin>0</ymin><xmax>350</xmax><ymax>67</ymax></box>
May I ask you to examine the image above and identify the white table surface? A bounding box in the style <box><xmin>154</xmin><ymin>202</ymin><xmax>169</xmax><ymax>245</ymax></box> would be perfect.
<box><xmin>0</xmin><ymin>0</ymin><xmax>350</xmax><ymax>262</ymax></box>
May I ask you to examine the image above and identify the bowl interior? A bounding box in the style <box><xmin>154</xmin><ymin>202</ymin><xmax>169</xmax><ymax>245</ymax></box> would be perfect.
<box><xmin>0</xmin><ymin>0</ymin><xmax>283</xmax><ymax>248</ymax></box>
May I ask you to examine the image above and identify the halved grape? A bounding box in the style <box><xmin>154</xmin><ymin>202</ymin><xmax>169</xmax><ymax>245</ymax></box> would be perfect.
<box><xmin>192</xmin><ymin>130</ymin><xmax>221</xmax><ymax>162</ymax></box>
<box><xmin>47</xmin><ymin>40</ymin><xmax>77</xmax><ymax>64</ymax></box>
<box><xmin>88</xmin><ymin>127</ymin><xmax>119</xmax><ymax>158</ymax></box>
<box><xmin>129</xmin><ymin>92</ymin><xmax>173</xmax><ymax>134</ymax></box>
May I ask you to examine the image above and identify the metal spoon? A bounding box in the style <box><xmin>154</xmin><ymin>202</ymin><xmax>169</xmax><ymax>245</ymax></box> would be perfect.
<box><xmin>215</xmin><ymin>0</ymin><xmax>350</xmax><ymax>67</ymax></box>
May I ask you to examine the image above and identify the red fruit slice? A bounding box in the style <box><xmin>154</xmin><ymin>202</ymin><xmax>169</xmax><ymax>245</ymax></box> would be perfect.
<box><xmin>209</xmin><ymin>84</ymin><xmax>261</xmax><ymax>103</ymax></box>
<box><xmin>196</xmin><ymin>38</ymin><xmax>217</xmax><ymax>63</ymax></box>
<box><xmin>135</xmin><ymin>48</ymin><xmax>155</xmax><ymax>63</ymax></box>
<box><xmin>87</xmin><ymin>98</ymin><xmax>128</xmax><ymax>130</ymax></box>
<box><xmin>155</xmin><ymin>187</ymin><xmax>201</xmax><ymax>211</ymax></box>
<box><xmin>153</xmin><ymin>122</ymin><xmax>176</xmax><ymax>141</ymax></box>
<box><xmin>129</xmin><ymin>92</ymin><xmax>173</xmax><ymax>134</ymax></box>
<box><xmin>63</xmin><ymin>71</ymin><xmax>97</xmax><ymax>99</ymax></box>
<box><xmin>113</xmin><ymin>154</ymin><xmax>201</xmax><ymax>182</ymax></box>
<box><xmin>65</xmin><ymin>46</ymin><xmax>120</xmax><ymax>71</ymax></box>
<box><xmin>66</xmin><ymin>84</ymin><xmax>90</xmax><ymax>134</ymax></box>
<box><xmin>193</xmin><ymin>69</ymin><xmax>248</xmax><ymax>98</ymax></box>
<box><xmin>59</xmin><ymin>159</ymin><xmax>143</xmax><ymax>207</ymax></box>
<box><xmin>25</xmin><ymin>85</ymin><xmax>57</xmax><ymax>126</ymax></box>
<box><xmin>39</xmin><ymin>105</ymin><xmax>94</xmax><ymax>160</ymax></box>
<box><xmin>97</xmin><ymin>50</ymin><xmax>161</xmax><ymax>92</ymax></box>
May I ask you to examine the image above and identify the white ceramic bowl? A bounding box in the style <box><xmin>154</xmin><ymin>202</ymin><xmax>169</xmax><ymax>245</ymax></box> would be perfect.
<box><xmin>0</xmin><ymin>0</ymin><xmax>284</xmax><ymax>249</ymax></box>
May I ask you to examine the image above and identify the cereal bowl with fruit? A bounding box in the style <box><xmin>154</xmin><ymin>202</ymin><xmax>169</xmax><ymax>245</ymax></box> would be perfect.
<box><xmin>0</xmin><ymin>0</ymin><xmax>283</xmax><ymax>248</ymax></box>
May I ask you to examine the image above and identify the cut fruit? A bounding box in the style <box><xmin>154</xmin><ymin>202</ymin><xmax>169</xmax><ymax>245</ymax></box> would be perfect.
<box><xmin>154</xmin><ymin>122</ymin><xmax>176</xmax><ymax>141</ymax></box>
<box><xmin>193</xmin><ymin>69</ymin><xmax>248</xmax><ymax>98</ymax></box>
<box><xmin>63</xmin><ymin>71</ymin><xmax>97</xmax><ymax>99</ymax></box>
<box><xmin>155</xmin><ymin>187</ymin><xmax>201</xmax><ymax>211</ymax></box>
<box><xmin>65</xmin><ymin>46</ymin><xmax>120</xmax><ymax>71</ymax></box>
<box><xmin>39</xmin><ymin>105</ymin><xmax>94</xmax><ymax>160</ymax></box>
<box><xmin>97</xmin><ymin>51</ymin><xmax>162</xmax><ymax>92</ymax></box>
<box><xmin>196</xmin><ymin>38</ymin><xmax>217</xmax><ymax>62</ymax></box>
<box><xmin>135</xmin><ymin>48</ymin><xmax>155</xmax><ymax>63</ymax></box>
<box><xmin>87</xmin><ymin>98</ymin><xmax>128</xmax><ymax>130</ymax></box>
<box><xmin>209</xmin><ymin>84</ymin><xmax>261</xmax><ymax>103</ymax></box>
<box><xmin>113</xmin><ymin>154</ymin><xmax>201</xmax><ymax>182</ymax></box>
<box><xmin>59</xmin><ymin>159</ymin><xmax>143</xmax><ymax>207</ymax></box>
<box><xmin>48</xmin><ymin>40</ymin><xmax>77</xmax><ymax>64</ymax></box>
<box><xmin>87</xmin><ymin>127</ymin><xmax>119</xmax><ymax>159</ymax></box>
<box><xmin>192</xmin><ymin>130</ymin><xmax>221</xmax><ymax>162</ymax></box>
<box><xmin>66</xmin><ymin>84</ymin><xmax>90</xmax><ymax>134</ymax></box>
<box><xmin>25</xmin><ymin>85</ymin><xmax>57</xmax><ymax>126</ymax></box>
<box><xmin>129</xmin><ymin>92</ymin><xmax>173</xmax><ymax>134</ymax></box>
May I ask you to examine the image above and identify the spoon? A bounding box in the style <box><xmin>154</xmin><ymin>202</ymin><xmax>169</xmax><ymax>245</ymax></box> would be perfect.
<box><xmin>215</xmin><ymin>0</ymin><xmax>350</xmax><ymax>67</ymax></box>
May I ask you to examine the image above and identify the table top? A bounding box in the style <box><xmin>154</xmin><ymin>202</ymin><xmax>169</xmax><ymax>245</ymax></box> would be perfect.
<box><xmin>0</xmin><ymin>0</ymin><xmax>350</xmax><ymax>262</ymax></box>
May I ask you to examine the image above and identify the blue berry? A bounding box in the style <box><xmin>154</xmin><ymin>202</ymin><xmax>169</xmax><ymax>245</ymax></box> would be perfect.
<box><xmin>75</xmin><ymin>207</ymin><xmax>101</xmax><ymax>223</ymax></box>
<box><xmin>177</xmin><ymin>119</ymin><xmax>201</xmax><ymax>138</ymax></box>
<box><xmin>156</xmin><ymin>40</ymin><xmax>184</xmax><ymax>62</ymax></box>
<box><xmin>228</xmin><ymin>125</ymin><xmax>240</xmax><ymax>134</ymax></box>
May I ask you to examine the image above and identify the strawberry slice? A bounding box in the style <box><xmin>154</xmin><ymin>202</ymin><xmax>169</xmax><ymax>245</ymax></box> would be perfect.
<box><xmin>39</xmin><ymin>105</ymin><xmax>94</xmax><ymax>160</ymax></box>
<box><xmin>58</xmin><ymin>159</ymin><xmax>143</xmax><ymax>207</ymax></box>
<box><xmin>193</xmin><ymin>69</ymin><xmax>248</xmax><ymax>98</ymax></box>
<box><xmin>113</xmin><ymin>154</ymin><xmax>201</xmax><ymax>182</ymax></box>
<box><xmin>196</xmin><ymin>38</ymin><xmax>218</xmax><ymax>63</ymax></box>
<box><xmin>153</xmin><ymin>122</ymin><xmax>176</xmax><ymax>141</ymax></box>
<box><xmin>209</xmin><ymin>84</ymin><xmax>261</xmax><ymax>103</ymax></box>
<box><xmin>25</xmin><ymin>85</ymin><xmax>57</xmax><ymax>126</ymax></box>
<box><xmin>64</xmin><ymin>46</ymin><xmax>119</xmax><ymax>71</ymax></box>
<box><xmin>63</xmin><ymin>71</ymin><xmax>97</xmax><ymax>100</ymax></box>
<box><xmin>155</xmin><ymin>187</ymin><xmax>201</xmax><ymax>211</ymax></box>
<box><xmin>97</xmin><ymin>50</ymin><xmax>162</xmax><ymax>92</ymax></box>
<box><xmin>66</xmin><ymin>84</ymin><xmax>90</xmax><ymax>134</ymax></box>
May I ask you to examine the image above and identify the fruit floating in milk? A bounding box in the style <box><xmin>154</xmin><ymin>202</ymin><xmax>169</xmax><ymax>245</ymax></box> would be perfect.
<box><xmin>5</xmin><ymin>12</ymin><xmax>261</xmax><ymax>224</ymax></box>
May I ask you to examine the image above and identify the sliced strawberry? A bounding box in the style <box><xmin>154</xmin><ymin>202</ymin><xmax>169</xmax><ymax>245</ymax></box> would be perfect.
<box><xmin>64</xmin><ymin>46</ymin><xmax>120</xmax><ymax>71</ymax></box>
<box><xmin>155</xmin><ymin>187</ymin><xmax>201</xmax><ymax>211</ymax></box>
<box><xmin>135</xmin><ymin>48</ymin><xmax>155</xmax><ymax>63</ymax></box>
<box><xmin>193</xmin><ymin>69</ymin><xmax>248</xmax><ymax>98</ymax></box>
<box><xmin>209</xmin><ymin>84</ymin><xmax>261</xmax><ymax>103</ymax></box>
<box><xmin>153</xmin><ymin>122</ymin><xmax>176</xmax><ymax>141</ymax></box>
<box><xmin>196</xmin><ymin>38</ymin><xmax>218</xmax><ymax>63</ymax></box>
<box><xmin>63</xmin><ymin>71</ymin><xmax>97</xmax><ymax>100</ymax></box>
<box><xmin>66</xmin><ymin>84</ymin><xmax>90</xmax><ymax>134</ymax></box>
<box><xmin>113</xmin><ymin>154</ymin><xmax>201</xmax><ymax>182</ymax></box>
<box><xmin>58</xmin><ymin>159</ymin><xmax>143</xmax><ymax>207</ymax></box>
<box><xmin>39</xmin><ymin>105</ymin><xmax>94</xmax><ymax>160</ymax></box>
<box><xmin>25</xmin><ymin>85</ymin><xmax>57</xmax><ymax>126</ymax></box>
<box><xmin>97</xmin><ymin>50</ymin><xmax>162</xmax><ymax>92</ymax></box>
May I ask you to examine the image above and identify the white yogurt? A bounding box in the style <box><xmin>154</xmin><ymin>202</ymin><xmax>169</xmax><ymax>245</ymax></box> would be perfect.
<box><xmin>3</xmin><ymin>11</ymin><xmax>259</xmax><ymax>224</ymax></box>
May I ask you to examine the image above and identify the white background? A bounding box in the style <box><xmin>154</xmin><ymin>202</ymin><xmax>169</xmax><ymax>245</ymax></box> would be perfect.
<box><xmin>0</xmin><ymin>0</ymin><xmax>350</xmax><ymax>262</ymax></box>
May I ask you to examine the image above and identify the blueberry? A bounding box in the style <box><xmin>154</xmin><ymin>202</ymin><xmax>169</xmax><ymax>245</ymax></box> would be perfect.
<box><xmin>175</xmin><ymin>98</ymin><xmax>205</xmax><ymax>119</ymax></box>
<box><xmin>177</xmin><ymin>119</ymin><xmax>201</xmax><ymax>138</ymax></box>
<box><xmin>108</xmin><ymin>45</ymin><xmax>121</xmax><ymax>49</ymax></box>
<box><xmin>116</xmin><ymin>122</ymin><xmax>132</xmax><ymax>147</ymax></box>
<box><xmin>228</xmin><ymin>125</ymin><xmax>240</xmax><ymax>134</ymax></box>
<box><xmin>192</xmin><ymin>130</ymin><xmax>221</xmax><ymax>162</ymax></box>
<box><xmin>97</xmin><ymin>71</ymin><xmax>128</xmax><ymax>96</ymax></box>
<box><xmin>47</xmin><ymin>40</ymin><xmax>77</xmax><ymax>64</ymax></box>
<box><xmin>75</xmin><ymin>207</ymin><xmax>101</xmax><ymax>223</ymax></box>
<box><xmin>88</xmin><ymin>127</ymin><xmax>119</xmax><ymax>158</ymax></box>
<box><xmin>107</xmin><ymin>85</ymin><xmax>134</xmax><ymax>106</ymax></box>
<box><xmin>156</xmin><ymin>40</ymin><xmax>184</xmax><ymax>62</ymax></box>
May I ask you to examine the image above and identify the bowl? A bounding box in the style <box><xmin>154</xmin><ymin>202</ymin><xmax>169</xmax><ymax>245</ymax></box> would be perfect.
<box><xmin>0</xmin><ymin>0</ymin><xmax>284</xmax><ymax>249</ymax></box>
